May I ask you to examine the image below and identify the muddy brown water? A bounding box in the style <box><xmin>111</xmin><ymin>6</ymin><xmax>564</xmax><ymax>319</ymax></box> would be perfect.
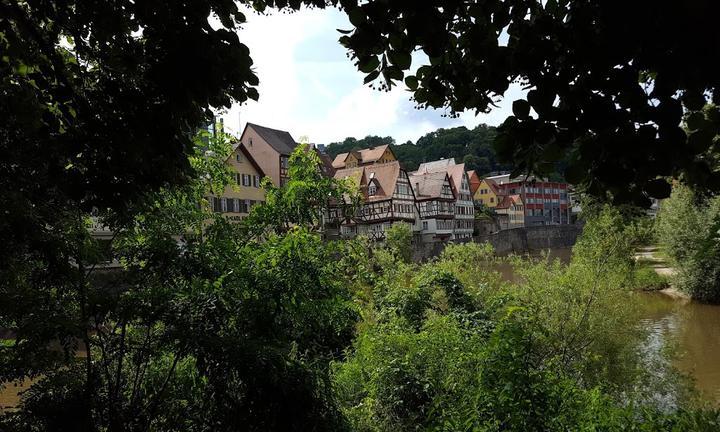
<box><xmin>496</xmin><ymin>248</ymin><xmax>720</xmax><ymax>406</ymax></box>
<box><xmin>637</xmin><ymin>292</ymin><xmax>720</xmax><ymax>406</ymax></box>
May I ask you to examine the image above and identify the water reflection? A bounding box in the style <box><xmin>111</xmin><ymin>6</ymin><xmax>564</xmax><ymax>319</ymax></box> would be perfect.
<box><xmin>496</xmin><ymin>249</ymin><xmax>720</xmax><ymax>406</ymax></box>
<box><xmin>637</xmin><ymin>292</ymin><xmax>720</xmax><ymax>406</ymax></box>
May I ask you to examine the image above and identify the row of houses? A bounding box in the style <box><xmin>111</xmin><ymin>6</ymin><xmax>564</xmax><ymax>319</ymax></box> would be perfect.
<box><xmin>211</xmin><ymin>122</ymin><xmax>572</xmax><ymax>242</ymax></box>
<box><xmin>472</xmin><ymin>174</ymin><xmax>572</xmax><ymax>229</ymax></box>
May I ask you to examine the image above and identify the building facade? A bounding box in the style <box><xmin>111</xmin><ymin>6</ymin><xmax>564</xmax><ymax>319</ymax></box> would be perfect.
<box><xmin>474</xmin><ymin>178</ymin><xmax>502</xmax><ymax>208</ymax></box>
<box><xmin>414</xmin><ymin>159</ymin><xmax>475</xmax><ymax>240</ymax></box>
<box><xmin>240</xmin><ymin>123</ymin><xmax>298</xmax><ymax>187</ymax></box>
<box><xmin>209</xmin><ymin>142</ymin><xmax>266</xmax><ymax>221</ymax></box>
<box><xmin>330</xmin><ymin>161</ymin><xmax>417</xmax><ymax>240</ymax></box>
<box><xmin>495</xmin><ymin>194</ymin><xmax>525</xmax><ymax>229</ymax></box>
<box><xmin>409</xmin><ymin>171</ymin><xmax>456</xmax><ymax>243</ymax></box>
<box><xmin>485</xmin><ymin>174</ymin><xmax>571</xmax><ymax>226</ymax></box>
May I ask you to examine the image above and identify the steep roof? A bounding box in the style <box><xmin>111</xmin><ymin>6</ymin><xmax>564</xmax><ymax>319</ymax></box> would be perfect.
<box><xmin>363</xmin><ymin>162</ymin><xmax>401</xmax><ymax>201</ymax></box>
<box><xmin>333</xmin><ymin>161</ymin><xmax>402</xmax><ymax>202</ymax></box>
<box><xmin>416</xmin><ymin>158</ymin><xmax>466</xmax><ymax>194</ymax></box>
<box><xmin>332</xmin><ymin>152</ymin><xmax>349</xmax><ymax>169</ymax></box>
<box><xmin>482</xmin><ymin>178</ymin><xmax>503</xmax><ymax>196</ymax></box>
<box><xmin>331</xmin><ymin>144</ymin><xmax>394</xmax><ymax>169</ymax></box>
<box><xmin>315</xmin><ymin>149</ymin><xmax>336</xmax><ymax>177</ymax></box>
<box><xmin>496</xmin><ymin>194</ymin><xmax>523</xmax><ymax>209</ymax></box>
<box><xmin>357</xmin><ymin>144</ymin><xmax>391</xmax><ymax>164</ymax></box>
<box><xmin>467</xmin><ymin>170</ymin><xmax>482</xmax><ymax>195</ymax></box>
<box><xmin>416</xmin><ymin>158</ymin><xmax>455</xmax><ymax>173</ymax></box>
<box><xmin>446</xmin><ymin>163</ymin><xmax>467</xmax><ymax>194</ymax></box>
<box><xmin>229</xmin><ymin>141</ymin><xmax>267</xmax><ymax>177</ymax></box>
<box><xmin>245</xmin><ymin>123</ymin><xmax>298</xmax><ymax>155</ymax></box>
<box><xmin>408</xmin><ymin>171</ymin><xmax>454</xmax><ymax>200</ymax></box>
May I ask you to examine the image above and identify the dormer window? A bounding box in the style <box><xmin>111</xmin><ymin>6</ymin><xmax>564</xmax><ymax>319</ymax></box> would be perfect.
<box><xmin>368</xmin><ymin>183</ymin><xmax>377</xmax><ymax>196</ymax></box>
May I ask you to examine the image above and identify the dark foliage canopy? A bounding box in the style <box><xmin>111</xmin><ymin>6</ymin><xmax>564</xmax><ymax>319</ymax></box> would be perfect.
<box><xmin>334</xmin><ymin>0</ymin><xmax>720</xmax><ymax>204</ymax></box>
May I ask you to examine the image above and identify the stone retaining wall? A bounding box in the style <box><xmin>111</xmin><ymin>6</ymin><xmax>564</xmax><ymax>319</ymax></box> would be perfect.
<box><xmin>412</xmin><ymin>224</ymin><xmax>583</xmax><ymax>261</ymax></box>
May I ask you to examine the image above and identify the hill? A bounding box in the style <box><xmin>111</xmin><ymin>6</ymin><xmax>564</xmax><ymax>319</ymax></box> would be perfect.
<box><xmin>325</xmin><ymin>125</ymin><xmax>512</xmax><ymax>175</ymax></box>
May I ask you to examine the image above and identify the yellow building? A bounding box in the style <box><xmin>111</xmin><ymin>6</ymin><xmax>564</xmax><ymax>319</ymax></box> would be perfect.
<box><xmin>495</xmin><ymin>194</ymin><xmax>525</xmax><ymax>229</ymax></box>
<box><xmin>474</xmin><ymin>178</ymin><xmax>502</xmax><ymax>208</ymax></box>
<box><xmin>209</xmin><ymin>142</ymin><xmax>266</xmax><ymax>221</ymax></box>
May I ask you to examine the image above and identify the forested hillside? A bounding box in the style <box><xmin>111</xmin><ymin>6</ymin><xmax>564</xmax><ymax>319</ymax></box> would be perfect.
<box><xmin>326</xmin><ymin>125</ymin><xmax>512</xmax><ymax>174</ymax></box>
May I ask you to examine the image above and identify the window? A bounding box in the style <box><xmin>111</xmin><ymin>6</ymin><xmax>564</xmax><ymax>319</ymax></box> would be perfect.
<box><xmin>249</xmin><ymin>138</ymin><xmax>253</xmax><ymax>146</ymax></box>
<box><xmin>239</xmin><ymin>200</ymin><xmax>249</xmax><ymax>213</ymax></box>
<box><xmin>235</xmin><ymin>173</ymin><xmax>241</xmax><ymax>185</ymax></box>
<box><xmin>226</xmin><ymin>198</ymin><xmax>236</xmax><ymax>213</ymax></box>
<box><xmin>490</xmin><ymin>197</ymin><xmax>494</xmax><ymax>203</ymax></box>
<box><xmin>280</xmin><ymin>156</ymin><xmax>289</xmax><ymax>169</ymax></box>
<box><xmin>212</xmin><ymin>197</ymin><xmax>222</xmax><ymax>213</ymax></box>
<box><xmin>368</xmin><ymin>184</ymin><xmax>377</xmax><ymax>196</ymax></box>
<box><xmin>253</xmin><ymin>175</ymin><xmax>259</xmax><ymax>188</ymax></box>
<box><xmin>236</xmin><ymin>153</ymin><xmax>242</xmax><ymax>162</ymax></box>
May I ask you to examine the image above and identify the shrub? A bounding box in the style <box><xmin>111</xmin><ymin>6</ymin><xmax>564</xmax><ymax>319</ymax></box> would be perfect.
<box><xmin>632</xmin><ymin>266</ymin><xmax>670</xmax><ymax>291</ymax></box>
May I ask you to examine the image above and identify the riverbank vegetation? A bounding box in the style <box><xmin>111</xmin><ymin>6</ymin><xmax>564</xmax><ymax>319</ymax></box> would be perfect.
<box><xmin>2</xmin><ymin>144</ymin><xmax>719</xmax><ymax>430</ymax></box>
<box><xmin>656</xmin><ymin>184</ymin><xmax>720</xmax><ymax>303</ymax></box>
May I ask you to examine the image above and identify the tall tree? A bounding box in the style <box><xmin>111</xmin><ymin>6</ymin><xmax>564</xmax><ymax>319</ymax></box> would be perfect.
<box><xmin>335</xmin><ymin>0</ymin><xmax>720</xmax><ymax>204</ymax></box>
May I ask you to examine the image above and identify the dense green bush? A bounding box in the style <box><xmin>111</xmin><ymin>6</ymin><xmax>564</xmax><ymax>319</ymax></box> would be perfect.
<box><xmin>656</xmin><ymin>185</ymin><xmax>720</xmax><ymax>303</ymax></box>
<box><xmin>384</xmin><ymin>223</ymin><xmax>414</xmax><ymax>264</ymax></box>
<box><xmin>632</xmin><ymin>266</ymin><xmax>670</xmax><ymax>291</ymax></box>
<box><xmin>332</xmin><ymin>210</ymin><xmax>720</xmax><ymax>431</ymax></box>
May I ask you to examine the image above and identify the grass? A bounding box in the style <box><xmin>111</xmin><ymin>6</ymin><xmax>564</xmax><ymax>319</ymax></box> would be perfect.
<box><xmin>631</xmin><ymin>265</ymin><xmax>670</xmax><ymax>291</ymax></box>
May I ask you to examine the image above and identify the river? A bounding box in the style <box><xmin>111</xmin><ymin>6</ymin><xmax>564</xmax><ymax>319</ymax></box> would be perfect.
<box><xmin>637</xmin><ymin>291</ymin><xmax>720</xmax><ymax>406</ymax></box>
<box><xmin>496</xmin><ymin>248</ymin><xmax>720</xmax><ymax>406</ymax></box>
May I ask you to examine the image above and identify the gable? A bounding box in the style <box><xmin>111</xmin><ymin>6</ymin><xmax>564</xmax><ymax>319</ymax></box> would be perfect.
<box><xmin>243</xmin><ymin>123</ymin><xmax>298</xmax><ymax>155</ymax></box>
<box><xmin>227</xmin><ymin>142</ymin><xmax>266</xmax><ymax>177</ymax></box>
<box><xmin>379</xmin><ymin>148</ymin><xmax>396</xmax><ymax>164</ymax></box>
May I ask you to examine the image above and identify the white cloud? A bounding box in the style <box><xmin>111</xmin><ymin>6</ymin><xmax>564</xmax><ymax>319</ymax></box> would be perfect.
<box><xmin>220</xmin><ymin>7</ymin><xmax>523</xmax><ymax>144</ymax></box>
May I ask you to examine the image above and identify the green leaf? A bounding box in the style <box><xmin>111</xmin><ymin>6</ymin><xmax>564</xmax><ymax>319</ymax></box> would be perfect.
<box><xmin>383</xmin><ymin>66</ymin><xmax>404</xmax><ymax>81</ymax></box>
<box><xmin>358</xmin><ymin>56</ymin><xmax>380</xmax><ymax>73</ymax></box>
<box><xmin>364</xmin><ymin>70</ymin><xmax>380</xmax><ymax>84</ymax></box>
<box><xmin>389</xmin><ymin>50</ymin><xmax>412</xmax><ymax>70</ymax></box>
<box><xmin>405</xmin><ymin>75</ymin><xmax>419</xmax><ymax>90</ymax></box>
<box><xmin>348</xmin><ymin>8</ymin><xmax>366</xmax><ymax>27</ymax></box>
<box><xmin>512</xmin><ymin>100</ymin><xmax>530</xmax><ymax>119</ymax></box>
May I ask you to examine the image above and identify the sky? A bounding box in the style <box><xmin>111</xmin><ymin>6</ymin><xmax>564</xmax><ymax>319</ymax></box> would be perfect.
<box><xmin>219</xmin><ymin>6</ymin><xmax>524</xmax><ymax>145</ymax></box>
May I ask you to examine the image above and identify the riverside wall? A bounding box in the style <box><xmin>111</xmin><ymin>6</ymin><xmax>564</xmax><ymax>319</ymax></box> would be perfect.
<box><xmin>412</xmin><ymin>224</ymin><xmax>583</xmax><ymax>261</ymax></box>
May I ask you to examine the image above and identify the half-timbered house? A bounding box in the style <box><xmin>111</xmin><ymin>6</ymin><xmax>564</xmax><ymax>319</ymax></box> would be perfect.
<box><xmin>330</xmin><ymin>161</ymin><xmax>417</xmax><ymax>240</ymax></box>
<box><xmin>409</xmin><ymin>171</ymin><xmax>456</xmax><ymax>243</ymax></box>
<box><xmin>415</xmin><ymin>159</ymin><xmax>475</xmax><ymax>240</ymax></box>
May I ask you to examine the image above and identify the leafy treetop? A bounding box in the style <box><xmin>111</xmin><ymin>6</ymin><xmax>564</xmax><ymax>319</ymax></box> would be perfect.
<box><xmin>332</xmin><ymin>0</ymin><xmax>720</xmax><ymax>204</ymax></box>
